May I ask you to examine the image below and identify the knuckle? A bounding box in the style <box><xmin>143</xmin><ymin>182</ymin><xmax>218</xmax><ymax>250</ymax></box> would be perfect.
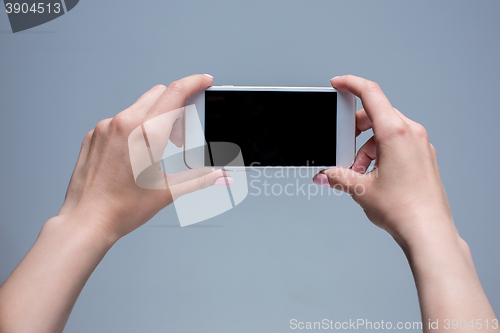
<box><xmin>82</xmin><ymin>129</ymin><xmax>94</xmax><ymax>146</ymax></box>
<box><xmin>196</xmin><ymin>174</ymin><xmax>208</xmax><ymax>190</ymax></box>
<box><xmin>152</xmin><ymin>84</ymin><xmax>167</xmax><ymax>92</ymax></box>
<box><xmin>413</xmin><ymin>123</ymin><xmax>429</xmax><ymax>141</ymax></box>
<box><xmin>364</xmin><ymin>80</ymin><xmax>381</xmax><ymax>93</ymax></box>
<box><xmin>110</xmin><ymin>113</ymin><xmax>132</xmax><ymax>133</ymax></box>
<box><xmin>384</xmin><ymin>121</ymin><xmax>409</xmax><ymax>140</ymax></box>
<box><xmin>167</xmin><ymin>81</ymin><xmax>186</xmax><ymax>96</ymax></box>
<box><xmin>94</xmin><ymin>118</ymin><xmax>111</xmax><ymax>135</ymax></box>
<box><xmin>135</xmin><ymin>84</ymin><xmax>167</xmax><ymax>106</ymax></box>
<box><xmin>85</xmin><ymin>129</ymin><xmax>94</xmax><ymax>140</ymax></box>
<box><xmin>132</xmin><ymin>85</ymin><xmax>167</xmax><ymax>108</ymax></box>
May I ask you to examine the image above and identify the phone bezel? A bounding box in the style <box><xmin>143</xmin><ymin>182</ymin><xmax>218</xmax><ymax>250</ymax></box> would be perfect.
<box><xmin>184</xmin><ymin>86</ymin><xmax>355</xmax><ymax>170</ymax></box>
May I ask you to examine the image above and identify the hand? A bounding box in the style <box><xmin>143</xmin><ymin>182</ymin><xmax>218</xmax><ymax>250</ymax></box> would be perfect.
<box><xmin>58</xmin><ymin>74</ymin><xmax>232</xmax><ymax>241</ymax></box>
<box><xmin>313</xmin><ymin>75</ymin><xmax>456</xmax><ymax>246</ymax></box>
<box><xmin>313</xmin><ymin>75</ymin><xmax>499</xmax><ymax>332</ymax></box>
<box><xmin>0</xmin><ymin>74</ymin><xmax>236</xmax><ymax>333</ymax></box>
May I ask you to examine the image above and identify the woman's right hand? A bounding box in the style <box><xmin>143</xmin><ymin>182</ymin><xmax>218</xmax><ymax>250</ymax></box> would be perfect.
<box><xmin>313</xmin><ymin>75</ymin><xmax>457</xmax><ymax>247</ymax></box>
<box><xmin>314</xmin><ymin>75</ymin><xmax>499</xmax><ymax>332</ymax></box>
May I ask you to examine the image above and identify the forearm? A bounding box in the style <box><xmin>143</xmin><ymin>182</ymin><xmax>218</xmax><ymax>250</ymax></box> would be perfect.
<box><xmin>0</xmin><ymin>215</ymin><xmax>117</xmax><ymax>333</ymax></box>
<box><xmin>399</xmin><ymin>220</ymin><xmax>499</xmax><ymax>332</ymax></box>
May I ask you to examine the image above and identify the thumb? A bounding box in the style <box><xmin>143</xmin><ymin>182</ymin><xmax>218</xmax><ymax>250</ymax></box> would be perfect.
<box><xmin>313</xmin><ymin>168</ymin><xmax>368</xmax><ymax>198</ymax></box>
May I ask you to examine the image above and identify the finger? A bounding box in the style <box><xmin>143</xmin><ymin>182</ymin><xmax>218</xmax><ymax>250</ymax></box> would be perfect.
<box><xmin>356</xmin><ymin>109</ymin><xmax>373</xmax><ymax>136</ymax></box>
<box><xmin>169</xmin><ymin>115</ymin><xmax>184</xmax><ymax>148</ymax></box>
<box><xmin>76</xmin><ymin>129</ymin><xmax>94</xmax><ymax>167</ymax></box>
<box><xmin>62</xmin><ymin>129</ymin><xmax>94</xmax><ymax>208</ymax></box>
<box><xmin>139</xmin><ymin>107</ymin><xmax>185</xmax><ymax>164</ymax></box>
<box><xmin>147</xmin><ymin>74</ymin><xmax>214</xmax><ymax>119</ymax></box>
<box><xmin>167</xmin><ymin>167</ymin><xmax>233</xmax><ymax>200</ymax></box>
<box><xmin>119</xmin><ymin>84</ymin><xmax>168</xmax><ymax>121</ymax></box>
<box><xmin>351</xmin><ymin>136</ymin><xmax>377</xmax><ymax>174</ymax></box>
<box><xmin>429</xmin><ymin>143</ymin><xmax>438</xmax><ymax>165</ymax></box>
<box><xmin>313</xmin><ymin>168</ymin><xmax>367</xmax><ymax>199</ymax></box>
<box><xmin>331</xmin><ymin>75</ymin><xmax>405</xmax><ymax>133</ymax></box>
<box><xmin>392</xmin><ymin>107</ymin><xmax>405</xmax><ymax>119</ymax></box>
<box><xmin>89</xmin><ymin>118</ymin><xmax>112</xmax><ymax>154</ymax></box>
<box><xmin>167</xmin><ymin>167</ymin><xmax>228</xmax><ymax>187</ymax></box>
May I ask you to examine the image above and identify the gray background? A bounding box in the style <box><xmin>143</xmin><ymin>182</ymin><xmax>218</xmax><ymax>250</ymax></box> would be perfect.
<box><xmin>1</xmin><ymin>0</ymin><xmax>499</xmax><ymax>332</ymax></box>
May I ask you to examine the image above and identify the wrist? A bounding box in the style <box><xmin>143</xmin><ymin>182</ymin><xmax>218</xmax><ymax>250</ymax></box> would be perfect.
<box><xmin>391</xmin><ymin>217</ymin><xmax>474</xmax><ymax>275</ymax></box>
<box><xmin>388</xmin><ymin>209</ymin><xmax>459</xmax><ymax>254</ymax></box>
<box><xmin>45</xmin><ymin>214</ymin><xmax>119</xmax><ymax>251</ymax></box>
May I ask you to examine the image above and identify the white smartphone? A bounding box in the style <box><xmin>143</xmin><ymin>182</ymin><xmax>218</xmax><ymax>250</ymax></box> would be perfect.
<box><xmin>184</xmin><ymin>86</ymin><xmax>355</xmax><ymax>170</ymax></box>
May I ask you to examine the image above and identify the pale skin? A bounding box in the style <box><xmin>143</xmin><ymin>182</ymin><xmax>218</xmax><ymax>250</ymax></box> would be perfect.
<box><xmin>314</xmin><ymin>75</ymin><xmax>498</xmax><ymax>332</ymax></box>
<box><xmin>0</xmin><ymin>74</ymin><xmax>497</xmax><ymax>332</ymax></box>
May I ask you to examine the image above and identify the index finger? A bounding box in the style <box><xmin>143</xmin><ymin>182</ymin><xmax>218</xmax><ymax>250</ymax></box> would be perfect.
<box><xmin>331</xmin><ymin>75</ymin><xmax>404</xmax><ymax>132</ymax></box>
<box><xmin>147</xmin><ymin>74</ymin><xmax>214</xmax><ymax>120</ymax></box>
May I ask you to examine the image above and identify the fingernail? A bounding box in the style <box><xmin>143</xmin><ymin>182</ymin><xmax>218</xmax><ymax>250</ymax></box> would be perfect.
<box><xmin>330</xmin><ymin>76</ymin><xmax>340</xmax><ymax>81</ymax></box>
<box><xmin>313</xmin><ymin>174</ymin><xmax>330</xmax><ymax>187</ymax></box>
<box><xmin>204</xmin><ymin>74</ymin><xmax>214</xmax><ymax>79</ymax></box>
<box><xmin>214</xmin><ymin>177</ymin><xmax>234</xmax><ymax>186</ymax></box>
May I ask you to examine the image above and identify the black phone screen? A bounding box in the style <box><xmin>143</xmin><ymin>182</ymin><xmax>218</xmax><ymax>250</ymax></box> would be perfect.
<box><xmin>204</xmin><ymin>90</ymin><xmax>337</xmax><ymax>167</ymax></box>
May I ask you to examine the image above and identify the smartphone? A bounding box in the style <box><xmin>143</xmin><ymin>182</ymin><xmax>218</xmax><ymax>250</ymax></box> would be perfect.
<box><xmin>184</xmin><ymin>86</ymin><xmax>355</xmax><ymax>170</ymax></box>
